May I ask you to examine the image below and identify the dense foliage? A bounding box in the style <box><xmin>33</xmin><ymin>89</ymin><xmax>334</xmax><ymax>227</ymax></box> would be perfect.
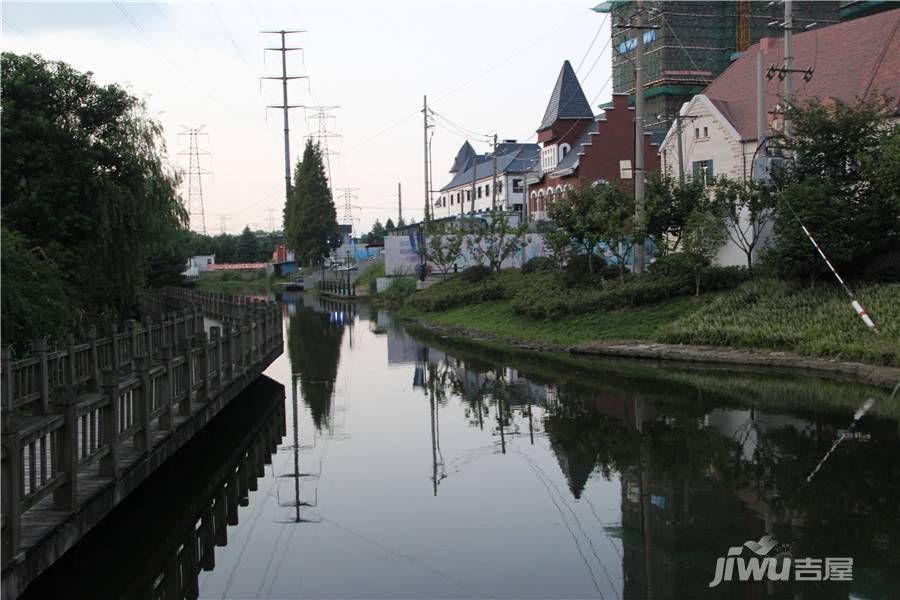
<box><xmin>766</xmin><ymin>97</ymin><xmax>900</xmax><ymax>282</ymax></box>
<box><xmin>1</xmin><ymin>52</ymin><xmax>187</xmax><ymax>344</ymax></box>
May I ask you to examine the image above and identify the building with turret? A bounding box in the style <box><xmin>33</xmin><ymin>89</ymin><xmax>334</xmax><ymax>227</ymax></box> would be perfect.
<box><xmin>527</xmin><ymin>61</ymin><xmax>661</xmax><ymax>221</ymax></box>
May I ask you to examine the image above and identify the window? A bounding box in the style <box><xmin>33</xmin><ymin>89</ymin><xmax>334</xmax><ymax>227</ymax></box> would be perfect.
<box><xmin>703</xmin><ymin>126</ymin><xmax>708</xmax><ymax>137</ymax></box>
<box><xmin>477</xmin><ymin>186</ymin><xmax>482</xmax><ymax>199</ymax></box>
<box><xmin>694</xmin><ymin>127</ymin><xmax>700</xmax><ymax>139</ymax></box>
<box><xmin>513</xmin><ymin>178</ymin><xmax>523</xmax><ymax>193</ymax></box>
<box><xmin>497</xmin><ymin>181</ymin><xmax>502</xmax><ymax>194</ymax></box>
<box><xmin>485</xmin><ymin>183</ymin><xmax>490</xmax><ymax>197</ymax></box>
<box><xmin>692</xmin><ymin>159</ymin><xmax>714</xmax><ymax>184</ymax></box>
<box><xmin>558</xmin><ymin>143</ymin><xmax>571</xmax><ymax>162</ymax></box>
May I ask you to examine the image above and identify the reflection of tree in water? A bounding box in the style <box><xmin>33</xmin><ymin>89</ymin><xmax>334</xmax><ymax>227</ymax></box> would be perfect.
<box><xmin>286</xmin><ymin>303</ymin><xmax>345</xmax><ymax>431</ymax></box>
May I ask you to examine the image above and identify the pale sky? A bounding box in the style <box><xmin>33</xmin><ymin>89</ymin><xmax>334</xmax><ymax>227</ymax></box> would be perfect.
<box><xmin>2</xmin><ymin>1</ymin><xmax>612</xmax><ymax>234</ymax></box>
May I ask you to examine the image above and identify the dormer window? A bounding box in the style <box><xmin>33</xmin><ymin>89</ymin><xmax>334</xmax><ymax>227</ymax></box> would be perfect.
<box><xmin>558</xmin><ymin>143</ymin><xmax>571</xmax><ymax>162</ymax></box>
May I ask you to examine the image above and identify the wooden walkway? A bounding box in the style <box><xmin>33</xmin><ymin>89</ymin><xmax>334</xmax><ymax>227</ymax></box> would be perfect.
<box><xmin>1</xmin><ymin>289</ymin><xmax>284</xmax><ymax>599</ymax></box>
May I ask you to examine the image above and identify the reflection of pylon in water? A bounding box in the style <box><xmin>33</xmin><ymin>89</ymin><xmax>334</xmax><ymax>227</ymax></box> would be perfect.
<box><xmin>275</xmin><ymin>375</ymin><xmax>323</xmax><ymax>524</ymax></box>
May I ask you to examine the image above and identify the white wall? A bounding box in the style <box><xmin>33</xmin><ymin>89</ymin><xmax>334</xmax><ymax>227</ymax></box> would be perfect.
<box><xmin>658</xmin><ymin>95</ymin><xmax>768</xmax><ymax>268</ymax></box>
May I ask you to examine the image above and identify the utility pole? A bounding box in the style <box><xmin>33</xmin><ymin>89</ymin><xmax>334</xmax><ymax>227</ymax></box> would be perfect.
<box><xmin>469</xmin><ymin>148</ymin><xmax>478</xmax><ymax>215</ymax></box>
<box><xmin>261</xmin><ymin>30</ymin><xmax>307</xmax><ymax>212</ymax></box>
<box><xmin>491</xmin><ymin>134</ymin><xmax>498</xmax><ymax>212</ymax></box>
<box><xmin>267</xmin><ymin>207</ymin><xmax>276</xmax><ymax>232</ymax></box>
<box><xmin>633</xmin><ymin>1</ymin><xmax>646</xmax><ymax>274</ymax></box>
<box><xmin>659</xmin><ymin>113</ymin><xmax>697</xmax><ymax>183</ymax></box>
<box><xmin>398</xmin><ymin>182</ymin><xmax>403</xmax><ymax>224</ymax></box>
<box><xmin>757</xmin><ymin>46</ymin><xmax>766</xmax><ymax>143</ymax></box>
<box><xmin>422</xmin><ymin>95</ymin><xmax>432</xmax><ymax>224</ymax></box>
<box><xmin>218</xmin><ymin>214</ymin><xmax>227</xmax><ymax>235</ymax></box>
<box><xmin>178</xmin><ymin>126</ymin><xmax>211</xmax><ymax>234</ymax></box>
<box><xmin>783</xmin><ymin>0</ymin><xmax>793</xmax><ymax>140</ymax></box>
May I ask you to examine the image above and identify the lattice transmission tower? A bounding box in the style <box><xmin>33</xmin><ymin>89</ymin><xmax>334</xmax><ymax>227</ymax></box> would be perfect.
<box><xmin>178</xmin><ymin>126</ymin><xmax>211</xmax><ymax>234</ymax></box>
<box><xmin>305</xmin><ymin>105</ymin><xmax>341</xmax><ymax>189</ymax></box>
<box><xmin>334</xmin><ymin>187</ymin><xmax>360</xmax><ymax>233</ymax></box>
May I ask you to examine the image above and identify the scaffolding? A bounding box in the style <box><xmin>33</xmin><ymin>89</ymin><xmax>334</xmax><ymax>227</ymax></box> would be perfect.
<box><xmin>603</xmin><ymin>1</ymin><xmax>840</xmax><ymax>119</ymax></box>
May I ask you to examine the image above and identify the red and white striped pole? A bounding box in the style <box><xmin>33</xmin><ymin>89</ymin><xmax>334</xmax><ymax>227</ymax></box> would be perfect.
<box><xmin>800</xmin><ymin>225</ymin><xmax>878</xmax><ymax>333</ymax></box>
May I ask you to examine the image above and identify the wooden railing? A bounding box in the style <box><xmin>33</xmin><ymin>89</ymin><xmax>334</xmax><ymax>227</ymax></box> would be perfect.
<box><xmin>319</xmin><ymin>278</ymin><xmax>357</xmax><ymax>297</ymax></box>
<box><xmin>0</xmin><ymin>289</ymin><xmax>282</xmax><ymax>568</ymax></box>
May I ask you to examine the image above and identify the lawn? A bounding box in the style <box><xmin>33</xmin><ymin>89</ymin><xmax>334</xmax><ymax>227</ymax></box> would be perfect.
<box><xmin>408</xmin><ymin>294</ymin><xmax>709</xmax><ymax>346</ymax></box>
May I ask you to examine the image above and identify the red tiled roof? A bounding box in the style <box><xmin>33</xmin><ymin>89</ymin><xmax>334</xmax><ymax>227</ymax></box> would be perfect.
<box><xmin>702</xmin><ymin>9</ymin><xmax>900</xmax><ymax>140</ymax></box>
<box><xmin>207</xmin><ymin>263</ymin><xmax>268</xmax><ymax>271</ymax></box>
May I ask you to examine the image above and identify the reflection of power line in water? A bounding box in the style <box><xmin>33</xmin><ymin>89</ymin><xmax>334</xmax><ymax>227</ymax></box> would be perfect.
<box><xmin>513</xmin><ymin>446</ymin><xmax>620</xmax><ymax>598</ymax></box>
<box><xmin>302</xmin><ymin>510</ymin><xmax>489</xmax><ymax>598</ymax></box>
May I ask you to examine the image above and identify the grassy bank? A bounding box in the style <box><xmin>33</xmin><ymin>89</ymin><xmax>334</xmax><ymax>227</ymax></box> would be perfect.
<box><xmin>197</xmin><ymin>272</ymin><xmax>279</xmax><ymax>293</ymax></box>
<box><xmin>402</xmin><ymin>295</ymin><xmax>706</xmax><ymax>346</ymax></box>
<box><xmin>396</xmin><ymin>269</ymin><xmax>899</xmax><ymax>366</ymax></box>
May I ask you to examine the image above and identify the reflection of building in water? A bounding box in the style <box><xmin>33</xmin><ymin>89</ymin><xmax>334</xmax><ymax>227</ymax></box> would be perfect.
<box><xmin>22</xmin><ymin>378</ymin><xmax>286</xmax><ymax>600</ymax></box>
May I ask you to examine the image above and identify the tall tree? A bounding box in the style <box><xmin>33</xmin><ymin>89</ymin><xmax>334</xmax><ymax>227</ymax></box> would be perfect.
<box><xmin>547</xmin><ymin>187</ymin><xmax>604</xmax><ymax>274</ymax></box>
<box><xmin>235</xmin><ymin>226</ymin><xmax>259</xmax><ymax>262</ymax></box>
<box><xmin>594</xmin><ymin>185</ymin><xmax>637</xmax><ymax>282</ymax></box>
<box><xmin>710</xmin><ymin>176</ymin><xmax>774</xmax><ymax>275</ymax></box>
<box><xmin>768</xmin><ymin>97</ymin><xmax>900</xmax><ymax>281</ymax></box>
<box><xmin>1</xmin><ymin>52</ymin><xmax>186</xmax><ymax>330</ymax></box>
<box><xmin>385</xmin><ymin>218</ymin><xmax>396</xmax><ymax>230</ymax></box>
<box><xmin>284</xmin><ymin>140</ymin><xmax>338</xmax><ymax>266</ymax></box>
<box><xmin>644</xmin><ymin>174</ymin><xmax>705</xmax><ymax>257</ymax></box>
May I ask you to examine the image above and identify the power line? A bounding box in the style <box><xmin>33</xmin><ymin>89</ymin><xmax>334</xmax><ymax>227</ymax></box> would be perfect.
<box><xmin>574</xmin><ymin>13</ymin><xmax>609</xmax><ymax>74</ymax></box>
<box><xmin>342</xmin><ymin>7</ymin><xmax>591</xmax><ymax>157</ymax></box>
<box><xmin>112</xmin><ymin>2</ymin><xmax>260</xmax><ymax>122</ymax></box>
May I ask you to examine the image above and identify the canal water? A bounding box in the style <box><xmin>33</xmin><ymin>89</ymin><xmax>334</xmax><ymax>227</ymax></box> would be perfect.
<box><xmin>25</xmin><ymin>292</ymin><xmax>900</xmax><ymax>599</ymax></box>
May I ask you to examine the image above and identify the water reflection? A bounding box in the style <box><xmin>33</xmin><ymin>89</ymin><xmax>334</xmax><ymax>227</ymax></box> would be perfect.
<box><xmin>407</xmin><ymin>328</ymin><xmax>900</xmax><ymax>599</ymax></box>
<box><xmin>22</xmin><ymin>376</ymin><xmax>286</xmax><ymax>600</ymax></box>
<box><xmin>26</xmin><ymin>291</ymin><xmax>899</xmax><ymax>600</ymax></box>
<box><xmin>285</xmin><ymin>297</ymin><xmax>348</xmax><ymax>431</ymax></box>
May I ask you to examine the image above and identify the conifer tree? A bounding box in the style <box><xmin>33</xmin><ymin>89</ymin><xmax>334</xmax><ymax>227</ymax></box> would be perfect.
<box><xmin>284</xmin><ymin>140</ymin><xmax>339</xmax><ymax>266</ymax></box>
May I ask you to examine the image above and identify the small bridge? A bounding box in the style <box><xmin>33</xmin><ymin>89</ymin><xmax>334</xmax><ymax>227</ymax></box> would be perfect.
<box><xmin>1</xmin><ymin>289</ymin><xmax>283</xmax><ymax>599</ymax></box>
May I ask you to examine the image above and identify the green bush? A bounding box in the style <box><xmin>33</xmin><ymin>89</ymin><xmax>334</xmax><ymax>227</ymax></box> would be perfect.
<box><xmin>375</xmin><ymin>276</ymin><xmax>417</xmax><ymax>307</ymax></box>
<box><xmin>522</xmin><ymin>256</ymin><xmax>554</xmax><ymax>274</ymax></box>
<box><xmin>564</xmin><ymin>253</ymin><xmax>606</xmax><ymax>278</ymax></box>
<box><xmin>460</xmin><ymin>265</ymin><xmax>493</xmax><ymax>283</ymax></box>
<box><xmin>511</xmin><ymin>272</ymin><xmax>697</xmax><ymax>320</ymax></box>
<box><xmin>408</xmin><ymin>270</ymin><xmax>528</xmax><ymax>312</ymax></box>
<box><xmin>703</xmin><ymin>265</ymin><xmax>751</xmax><ymax>291</ymax></box>
<box><xmin>649</xmin><ymin>252</ymin><xmax>707</xmax><ymax>278</ymax></box>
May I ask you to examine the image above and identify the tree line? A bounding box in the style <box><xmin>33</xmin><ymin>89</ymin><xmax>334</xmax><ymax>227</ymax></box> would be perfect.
<box><xmin>1</xmin><ymin>53</ymin><xmax>189</xmax><ymax>348</ymax></box>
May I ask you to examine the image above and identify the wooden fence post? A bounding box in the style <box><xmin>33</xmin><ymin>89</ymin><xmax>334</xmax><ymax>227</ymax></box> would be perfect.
<box><xmin>1</xmin><ymin>347</ymin><xmax>21</xmax><ymax>559</ymax></box>
<box><xmin>31</xmin><ymin>339</ymin><xmax>50</xmax><ymax>414</ymax></box>
<box><xmin>99</xmin><ymin>370</ymin><xmax>121</xmax><ymax>478</ymax></box>
<box><xmin>158</xmin><ymin>346</ymin><xmax>175</xmax><ymax>431</ymax></box>
<box><xmin>110</xmin><ymin>323</ymin><xmax>121</xmax><ymax>373</ymax></box>
<box><xmin>87</xmin><ymin>326</ymin><xmax>101</xmax><ymax>392</ymax></box>
<box><xmin>194</xmin><ymin>332</ymin><xmax>209</xmax><ymax>405</ymax></box>
<box><xmin>133</xmin><ymin>355</ymin><xmax>151</xmax><ymax>454</ymax></box>
<box><xmin>52</xmin><ymin>383</ymin><xmax>78</xmax><ymax>510</ymax></box>
<box><xmin>178</xmin><ymin>336</ymin><xmax>193</xmax><ymax>417</ymax></box>
<box><xmin>210</xmin><ymin>327</ymin><xmax>222</xmax><ymax>398</ymax></box>
<box><xmin>144</xmin><ymin>316</ymin><xmax>155</xmax><ymax>360</ymax></box>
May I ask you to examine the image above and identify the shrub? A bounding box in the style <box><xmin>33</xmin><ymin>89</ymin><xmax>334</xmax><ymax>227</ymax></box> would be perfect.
<box><xmin>375</xmin><ymin>276</ymin><xmax>417</xmax><ymax>307</ymax></box>
<box><xmin>564</xmin><ymin>253</ymin><xmax>606</xmax><ymax>279</ymax></box>
<box><xmin>408</xmin><ymin>269</ymin><xmax>527</xmax><ymax>312</ymax></box>
<box><xmin>460</xmin><ymin>265</ymin><xmax>493</xmax><ymax>283</ymax></box>
<box><xmin>649</xmin><ymin>252</ymin><xmax>707</xmax><ymax>278</ymax></box>
<box><xmin>703</xmin><ymin>265</ymin><xmax>751</xmax><ymax>291</ymax></box>
<box><xmin>522</xmin><ymin>256</ymin><xmax>554</xmax><ymax>274</ymax></box>
<box><xmin>511</xmin><ymin>272</ymin><xmax>695</xmax><ymax>320</ymax></box>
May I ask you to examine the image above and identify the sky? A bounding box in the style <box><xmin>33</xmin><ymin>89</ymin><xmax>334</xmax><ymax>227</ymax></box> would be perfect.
<box><xmin>1</xmin><ymin>1</ymin><xmax>613</xmax><ymax>235</ymax></box>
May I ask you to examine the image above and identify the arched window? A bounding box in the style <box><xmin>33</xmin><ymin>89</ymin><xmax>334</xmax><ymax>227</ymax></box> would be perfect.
<box><xmin>558</xmin><ymin>143</ymin><xmax>571</xmax><ymax>162</ymax></box>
